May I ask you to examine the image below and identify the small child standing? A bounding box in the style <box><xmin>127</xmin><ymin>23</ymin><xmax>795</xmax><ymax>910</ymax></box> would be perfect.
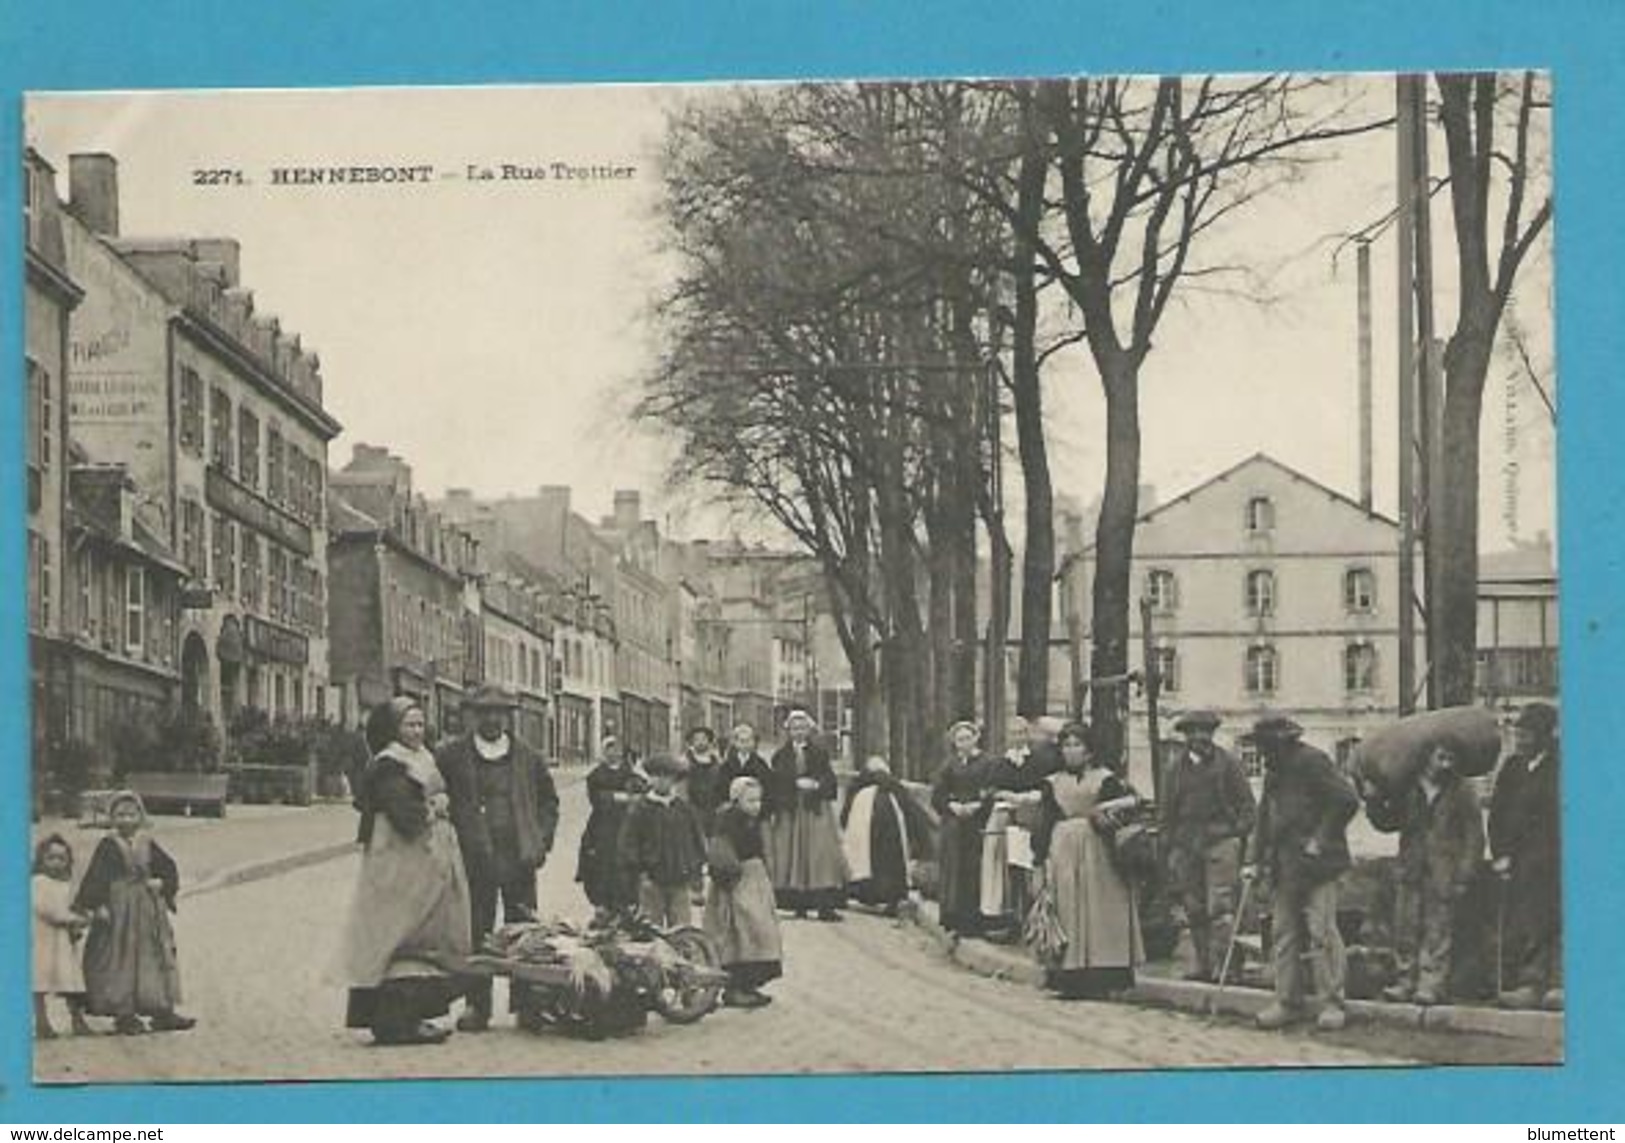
<box><xmin>32</xmin><ymin>834</ymin><xmax>91</xmax><ymax>1039</ymax></box>
<box><xmin>618</xmin><ymin>753</ymin><xmax>706</xmax><ymax>928</ymax></box>
<box><xmin>705</xmin><ymin>777</ymin><xmax>783</xmax><ymax>1008</ymax></box>
<box><xmin>74</xmin><ymin>791</ymin><xmax>195</xmax><ymax>1035</ymax></box>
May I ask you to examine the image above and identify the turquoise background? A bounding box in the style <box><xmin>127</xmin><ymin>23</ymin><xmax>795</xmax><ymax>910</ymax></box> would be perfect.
<box><xmin>3</xmin><ymin>0</ymin><xmax>1620</xmax><ymax>1122</ymax></box>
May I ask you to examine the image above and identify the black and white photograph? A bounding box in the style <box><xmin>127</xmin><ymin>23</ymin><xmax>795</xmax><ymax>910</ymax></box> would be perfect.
<box><xmin>21</xmin><ymin>73</ymin><xmax>1558</xmax><ymax>1084</ymax></box>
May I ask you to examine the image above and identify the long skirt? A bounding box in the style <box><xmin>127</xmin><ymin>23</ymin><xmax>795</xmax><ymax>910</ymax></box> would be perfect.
<box><xmin>1046</xmin><ymin>817</ymin><xmax>1142</xmax><ymax>993</ymax></box>
<box><xmin>82</xmin><ymin>881</ymin><xmax>181</xmax><ymax>1017</ymax></box>
<box><xmin>980</xmin><ymin>806</ymin><xmax>1014</xmax><ymax>921</ymax></box>
<box><xmin>337</xmin><ymin>815</ymin><xmax>472</xmax><ymax>1031</ymax></box>
<box><xmin>705</xmin><ymin>857</ymin><xmax>783</xmax><ymax>990</ymax></box>
<box><xmin>577</xmin><ymin>807</ymin><xmax>631</xmax><ymax>909</ymax></box>
<box><xmin>937</xmin><ymin>814</ymin><xmax>984</xmax><ymax>934</ymax></box>
<box><xmin>766</xmin><ymin>801</ymin><xmax>849</xmax><ymax>913</ymax></box>
<box><xmin>843</xmin><ymin>787</ymin><xmax>912</xmax><ymax>908</ymax></box>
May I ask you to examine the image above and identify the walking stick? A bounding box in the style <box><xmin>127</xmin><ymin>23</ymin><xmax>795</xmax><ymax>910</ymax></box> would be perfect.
<box><xmin>1208</xmin><ymin>872</ymin><xmax>1253</xmax><ymax>1022</ymax></box>
<box><xmin>1495</xmin><ymin>872</ymin><xmax>1507</xmax><ymax>1000</ymax></box>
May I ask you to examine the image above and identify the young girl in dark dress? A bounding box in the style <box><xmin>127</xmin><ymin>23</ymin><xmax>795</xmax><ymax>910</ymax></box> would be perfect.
<box><xmin>705</xmin><ymin>777</ymin><xmax>784</xmax><ymax>1008</ymax></box>
<box><xmin>577</xmin><ymin>735</ymin><xmax>647</xmax><ymax>919</ymax></box>
<box><xmin>74</xmin><ymin>792</ymin><xmax>195</xmax><ymax>1035</ymax></box>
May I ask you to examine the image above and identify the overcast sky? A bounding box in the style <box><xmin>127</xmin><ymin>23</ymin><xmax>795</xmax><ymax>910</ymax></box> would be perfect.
<box><xmin>25</xmin><ymin>78</ymin><xmax>1556</xmax><ymax>555</ymax></box>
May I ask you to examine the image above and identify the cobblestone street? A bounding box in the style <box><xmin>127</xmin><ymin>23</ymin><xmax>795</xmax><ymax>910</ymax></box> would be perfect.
<box><xmin>36</xmin><ymin>775</ymin><xmax>1399</xmax><ymax>1084</ymax></box>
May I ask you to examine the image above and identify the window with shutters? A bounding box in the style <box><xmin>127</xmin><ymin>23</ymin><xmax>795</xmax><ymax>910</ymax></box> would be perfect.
<box><xmin>1344</xmin><ymin>641</ymin><xmax>1378</xmax><ymax>693</ymax></box>
<box><xmin>210</xmin><ymin>388</ymin><xmax>233</xmax><ymax>470</ymax></box>
<box><xmin>77</xmin><ymin>547</ymin><xmax>94</xmax><ymax>639</ymax></box>
<box><xmin>124</xmin><ymin>566</ymin><xmax>145</xmax><ymax>657</ymax></box>
<box><xmin>1345</xmin><ymin>566</ymin><xmax>1376</xmax><ymax>613</ymax></box>
<box><xmin>37</xmin><ymin>362</ymin><xmax>52</xmax><ymax>474</ymax></box>
<box><xmin>1146</xmin><ymin>568</ymin><xmax>1179</xmax><ymax>613</ymax></box>
<box><xmin>268</xmin><ymin>547</ymin><xmax>286</xmax><ymax>623</ymax></box>
<box><xmin>1245</xmin><ymin>569</ymin><xmax>1276</xmax><ymax>617</ymax></box>
<box><xmin>27</xmin><ymin>532</ymin><xmax>45</xmax><ymax>632</ymax></box>
<box><xmin>241</xmin><ymin>534</ymin><xmax>261</xmax><ymax>611</ymax></box>
<box><xmin>267</xmin><ymin>425</ymin><xmax>285</xmax><ymax>504</ymax></box>
<box><xmin>179</xmin><ymin>369</ymin><xmax>204</xmax><ymax>455</ymax></box>
<box><xmin>1245</xmin><ymin>644</ymin><xmax>1279</xmax><ymax>695</ymax></box>
<box><xmin>212</xmin><ymin>515</ymin><xmax>236</xmax><ymax>597</ymax></box>
<box><xmin>238</xmin><ymin>407</ymin><xmax>260</xmax><ymax>490</ymax></box>
<box><xmin>26</xmin><ymin>359</ymin><xmax>44</xmax><ymax>508</ymax></box>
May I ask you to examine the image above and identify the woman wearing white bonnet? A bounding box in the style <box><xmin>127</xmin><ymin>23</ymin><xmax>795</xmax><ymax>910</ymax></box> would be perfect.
<box><xmin>764</xmin><ymin>709</ymin><xmax>850</xmax><ymax>921</ymax></box>
<box><xmin>704</xmin><ymin>776</ymin><xmax>783</xmax><ymax>1007</ymax></box>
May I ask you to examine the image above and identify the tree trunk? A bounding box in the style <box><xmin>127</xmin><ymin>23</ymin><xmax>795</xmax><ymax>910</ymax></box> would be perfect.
<box><xmin>1090</xmin><ymin>361</ymin><xmax>1141</xmax><ymax>768</ymax></box>
<box><xmin>1436</xmin><ymin>325</ymin><xmax>1494</xmax><ymax>706</ymax></box>
<box><xmin>1009</xmin><ymin>106</ymin><xmax>1054</xmax><ymax>719</ymax></box>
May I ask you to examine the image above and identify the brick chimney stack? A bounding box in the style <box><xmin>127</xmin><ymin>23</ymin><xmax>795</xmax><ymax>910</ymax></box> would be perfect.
<box><xmin>68</xmin><ymin>153</ymin><xmax>120</xmax><ymax>236</ymax></box>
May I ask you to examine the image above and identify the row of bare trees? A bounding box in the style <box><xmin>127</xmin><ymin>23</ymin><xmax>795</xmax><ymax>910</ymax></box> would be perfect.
<box><xmin>637</xmin><ymin>74</ymin><xmax>1549</xmax><ymax>779</ymax></box>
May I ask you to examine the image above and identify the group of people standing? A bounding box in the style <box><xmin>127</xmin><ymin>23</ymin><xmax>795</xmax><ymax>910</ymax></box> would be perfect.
<box><xmin>337</xmin><ymin>696</ymin><xmax>867</xmax><ymax>1045</ymax></box>
<box><xmin>934</xmin><ymin>716</ymin><xmax>1147</xmax><ymax>1000</ymax></box>
<box><xmin>1164</xmin><ymin>701</ymin><xmax>1563</xmax><ymax>1032</ymax></box>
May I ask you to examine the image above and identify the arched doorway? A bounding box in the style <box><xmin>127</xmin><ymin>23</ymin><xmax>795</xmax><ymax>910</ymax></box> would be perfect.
<box><xmin>181</xmin><ymin>633</ymin><xmax>210</xmax><ymax>711</ymax></box>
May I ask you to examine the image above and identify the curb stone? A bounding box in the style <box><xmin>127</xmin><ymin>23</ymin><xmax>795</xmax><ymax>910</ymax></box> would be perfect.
<box><xmin>904</xmin><ymin>896</ymin><xmax>1563</xmax><ymax>1042</ymax></box>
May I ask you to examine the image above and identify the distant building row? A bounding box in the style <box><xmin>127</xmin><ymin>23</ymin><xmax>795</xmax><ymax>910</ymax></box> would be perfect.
<box><xmin>25</xmin><ymin>146</ymin><xmax>832</xmax><ymax>788</ymax></box>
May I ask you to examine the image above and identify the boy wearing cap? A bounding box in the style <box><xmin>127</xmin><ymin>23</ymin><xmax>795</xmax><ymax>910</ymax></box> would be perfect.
<box><xmin>1163</xmin><ymin>711</ymin><xmax>1256</xmax><ymax>982</ymax></box>
<box><xmin>1488</xmin><ymin>701</ymin><xmax>1562</xmax><ymax>1010</ymax></box>
<box><xmin>1244</xmin><ymin>715</ymin><xmax>1359</xmax><ymax>1031</ymax></box>
<box><xmin>437</xmin><ymin>684</ymin><xmax>560</xmax><ymax>1032</ymax></box>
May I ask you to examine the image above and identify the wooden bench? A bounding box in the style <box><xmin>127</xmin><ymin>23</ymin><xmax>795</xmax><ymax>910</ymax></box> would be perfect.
<box><xmin>126</xmin><ymin>772</ymin><xmax>230</xmax><ymax>818</ymax></box>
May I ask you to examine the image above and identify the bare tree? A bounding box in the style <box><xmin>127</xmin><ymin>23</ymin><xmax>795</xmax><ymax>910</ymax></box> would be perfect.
<box><xmin>1432</xmin><ymin>70</ymin><xmax>1552</xmax><ymax>704</ymax></box>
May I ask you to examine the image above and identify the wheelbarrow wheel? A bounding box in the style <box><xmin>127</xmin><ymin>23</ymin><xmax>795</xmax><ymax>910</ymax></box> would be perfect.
<box><xmin>654</xmin><ymin>926</ymin><xmax>725</xmax><ymax>1025</ymax></box>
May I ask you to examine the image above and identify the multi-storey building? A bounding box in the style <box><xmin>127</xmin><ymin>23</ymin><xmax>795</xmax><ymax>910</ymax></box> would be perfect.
<box><xmin>663</xmin><ymin>539</ymin><xmax>736</xmax><ymax>743</ymax></box>
<box><xmin>327</xmin><ymin>445</ymin><xmax>479</xmax><ymax>737</ymax></box>
<box><xmin>1476</xmin><ymin>536</ymin><xmax>1558</xmax><ymax>711</ymax></box>
<box><xmin>60</xmin><ymin>460</ymin><xmax>187</xmax><ymax>765</ymax></box>
<box><xmin>24</xmin><ymin>149</ymin><xmax>83</xmax><ymax>788</ymax></box>
<box><xmin>1058</xmin><ymin>453</ymin><xmax>1407</xmax><ymax>789</ymax></box>
<box><xmin>60</xmin><ymin>153</ymin><xmax>340</xmax><ymax>734</ymax></box>
<box><xmin>480</xmin><ymin>568</ymin><xmax>554</xmax><ymax>754</ymax></box>
<box><xmin>435</xmin><ymin>485</ymin><xmax>629</xmax><ymax>756</ymax></box>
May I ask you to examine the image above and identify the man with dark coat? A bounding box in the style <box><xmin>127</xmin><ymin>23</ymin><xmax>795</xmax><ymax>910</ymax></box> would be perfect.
<box><xmin>1244</xmin><ymin>715</ymin><xmax>1360</xmax><ymax>1032</ymax></box>
<box><xmin>1488</xmin><ymin>701</ymin><xmax>1562</xmax><ymax>1010</ymax></box>
<box><xmin>679</xmin><ymin>726</ymin><xmax>728</xmax><ymax>833</ymax></box>
<box><xmin>437</xmin><ymin>685</ymin><xmax>560</xmax><ymax>1032</ymax></box>
<box><xmin>1162</xmin><ymin>710</ymin><xmax>1257</xmax><ymax>982</ymax></box>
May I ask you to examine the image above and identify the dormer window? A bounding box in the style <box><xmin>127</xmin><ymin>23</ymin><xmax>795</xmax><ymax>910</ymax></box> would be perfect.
<box><xmin>1246</xmin><ymin>495</ymin><xmax>1275</xmax><ymax>535</ymax></box>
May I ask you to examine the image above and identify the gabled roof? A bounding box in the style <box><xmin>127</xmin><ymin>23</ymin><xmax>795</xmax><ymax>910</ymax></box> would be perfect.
<box><xmin>1056</xmin><ymin>452</ymin><xmax>1399</xmax><ymax>575</ymax></box>
<box><xmin>326</xmin><ymin>492</ymin><xmax>384</xmax><ymax>536</ymax></box>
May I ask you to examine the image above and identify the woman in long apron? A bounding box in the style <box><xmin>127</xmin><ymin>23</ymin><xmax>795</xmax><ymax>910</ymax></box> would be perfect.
<box><xmin>705</xmin><ymin>777</ymin><xmax>784</xmax><ymax>1008</ymax></box>
<box><xmin>336</xmin><ymin>698</ymin><xmax>473</xmax><ymax>1045</ymax></box>
<box><xmin>1032</xmin><ymin>721</ymin><xmax>1144</xmax><ymax>999</ymax></box>
<box><xmin>764</xmin><ymin>710</ymin><xmax>849</xmax><ymax>921</ymax></box>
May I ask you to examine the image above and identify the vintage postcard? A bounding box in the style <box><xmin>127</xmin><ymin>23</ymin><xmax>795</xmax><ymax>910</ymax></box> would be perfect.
<box><xmin>22</xmin><ymin>74</ymin><xmax>1557</xmax><ymax>1084</ymax></box>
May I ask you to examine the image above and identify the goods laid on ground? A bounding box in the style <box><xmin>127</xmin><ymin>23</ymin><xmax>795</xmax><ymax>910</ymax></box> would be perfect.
<box><xmin>464</xmin><ymin>913</ymin><xmax>727</xmax><ymax>1039</ymax></box>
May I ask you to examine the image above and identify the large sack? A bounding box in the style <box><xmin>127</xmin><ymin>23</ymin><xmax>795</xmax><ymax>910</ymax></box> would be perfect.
<box><xmin>1352</xmin><ymin>706</ymin><xmax>1503</xmax><ymax>796</ymax></box>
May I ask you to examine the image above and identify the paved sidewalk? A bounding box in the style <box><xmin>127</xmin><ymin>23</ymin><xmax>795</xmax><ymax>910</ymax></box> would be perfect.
<box><xmin>906</xmin><ymin>896</ymin><xmax>1564</xmax><ymax>1048</ymax></box>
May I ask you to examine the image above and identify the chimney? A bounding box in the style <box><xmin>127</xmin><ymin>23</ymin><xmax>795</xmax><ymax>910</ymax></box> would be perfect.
<box><xmin>191</xmin><ymin>239</ymin><xmax>241</xmax><ymax>289</ymax></box>
<box><xmin>614</xmin><ymin>489</ymin><xmax>641</xmax><ymax>532</ymax></box>
<box><xmin>69</xmin><ymin>153</ymin><xmax>119</xmax><ymax>236</ymax></box>
<box><xmin>1357</xmin><ymin>240</ymin><xmax>1375</xmax><ymax>511</ymax></box>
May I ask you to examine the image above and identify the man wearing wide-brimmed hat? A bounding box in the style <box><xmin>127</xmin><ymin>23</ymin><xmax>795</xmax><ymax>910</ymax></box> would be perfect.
<box><xmin>1244</xmin><ymin>714</ymin><xmax>1359</xmax><ymax>1031</ymax></box>
<box><xmin>1488</xmin><ymin>701</ymin><xmax>1562</xmax><ymax>1010</ymax></box>
<box><xmin>1162</xmin><ymin>710</ymin><xmax>1256</xmax><ymax>982</ymax></box>
<box><xmin>436</xmin><ymin>684</ymin><xmax>560</xmax><ymax>1032</ymax></box>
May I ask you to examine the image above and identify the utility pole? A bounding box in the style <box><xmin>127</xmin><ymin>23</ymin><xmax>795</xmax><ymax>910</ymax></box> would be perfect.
<box><xmin>1139</xmin><ymin>595</ymin><xmax>1163</xmax><ymax>806</ymax></box>
<box><xmin>1395</xmin><ymin>74</ymin><xmax>1420</xmax><ymax>716</ymax></box>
